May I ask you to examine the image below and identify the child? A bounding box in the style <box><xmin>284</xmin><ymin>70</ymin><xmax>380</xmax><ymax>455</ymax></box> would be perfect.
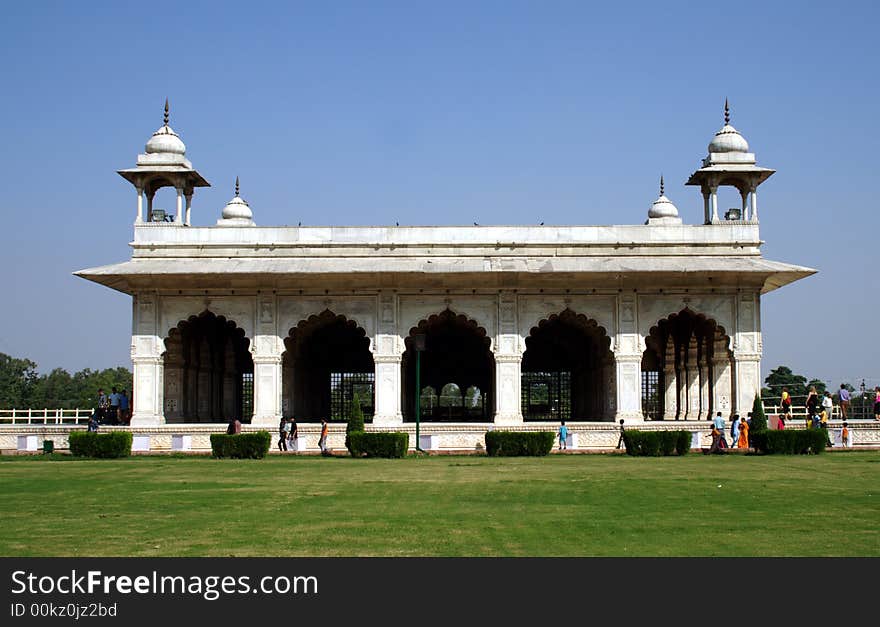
<box><xmin>318</xmin><ymin>418</ymin><xmax>329</xmax><ymax>454</ymax></box>
<box><xmin>558</xmin><ymin>421</ymin><xmax>568</xmax><ymax>450</ymax></box>
<box><xmin>841</xmin><ymin>422</ymin><xmax>850</xmax><ymax>448</ymax></box>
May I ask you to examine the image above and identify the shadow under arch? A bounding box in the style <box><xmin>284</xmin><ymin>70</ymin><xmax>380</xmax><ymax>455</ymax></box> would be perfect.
<box><xmin>402</xmin><ymin>309</ymin><xmax>494</xmax><ymax>422</ymax></box>
<box><xmin>282</xmin><ymin>310</ymin><xmax>374</xmax><ymax>422</ymax></box>
<box><xmin>642</xmin><ymin>307</ymin><xmax>733</xmax><ymax>421</ymax></box>
<box><xmin>162</xmin><ymin>310</ymin><xmax>253</xmax><ymax>423</ymax></box>
<box><xmin>522</xmin><ymin>308</ymin><xmax>614</xmax><ymax>421</ymax></box>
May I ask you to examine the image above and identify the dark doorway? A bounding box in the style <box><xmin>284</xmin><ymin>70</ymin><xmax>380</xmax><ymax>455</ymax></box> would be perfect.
<box><xmin>283</xmin><ymin>311</ymin><xmax>374</xmax><ymax>423</ymax></box>
<box><xmin>402</xmin><ymin>310</ymin><xmax>494</xmax><ymax>422</ymax></box>
<box><xmin>163</xmin><ymin>311</ymin><xmax>253</xmax><ymax>423</ymax></box>
<box><xmin>521</xmin><ymin>310</ymin><xmax>613</xmax><ymax>421</ymax></box>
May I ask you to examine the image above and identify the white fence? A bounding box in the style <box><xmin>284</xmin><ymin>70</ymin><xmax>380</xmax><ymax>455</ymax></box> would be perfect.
<box><xmin>0</xmin><ymin>409</ymin><xmax>94</xmax><ymax>425</ymax></box>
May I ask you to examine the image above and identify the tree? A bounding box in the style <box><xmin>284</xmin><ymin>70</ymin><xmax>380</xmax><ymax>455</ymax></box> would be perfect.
<box><xmin>0</xmin><ymin>353</ymin><xmax>39</xmax><ymax>407</ymax></box>
<box><xmin>345</xmin><ymin>392</ymin><xmax>365</xmax><ymax>455</ymax></box>
<box><xmin>762</xmin><ymin>366</ymin><xmax>807</xmax><ymax>403</ymax></box>
<box><xmin>751</xmin><ymin>394</ymin><xmax>767</xmax><ymax>432</ymax></box>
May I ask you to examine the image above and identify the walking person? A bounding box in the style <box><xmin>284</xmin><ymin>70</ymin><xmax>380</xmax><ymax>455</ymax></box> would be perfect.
<box><xmin>805</xmin><ymin>386</ymin><xmax>819</xmax><ymax>426</ymax></box>
<box><xmin>838</xmin><ymin>384</ymin><xmax>851</xmax><ymax>420</ymax></box>
<box><xmin>108</xmin><ymin>387</ymin><xmax>121</xmax><ymax>425</ymax></box>
<box><xmin>730</xmin><ymin>414</ymin><xmax>741</xmax><ymax>449</ymax></box>
<box><xmin>558</xmin><ymin>421</ymin><xmax>568</xmax><ymax>451</ymax></box>
<box><xmin>841</xmin><ymin>422</ymin><xmax>850</xmax><ymax>448</ymax></box>
<box><xmin>287</xmin><ymin>417</ymin><xmax>299</xmax><ymax>452</ymax></box>
<box><xmin>278</xmin><ymin>417</ymin><xmax>288</xmax><ymax>452</ymax></box>
<box><xmin>822</xmin><ymin>391</ymin><xmax>833</xmax><ymax>421</ymax></box>
<box><xmin>318</xmin><ymin>418</ymin><xmax>329</xmax><ymax>454</ymax></box>
<box><xmin>616</xmin><ymin>419</ymin><xmax>626</xmax><ymax>450</ymax></box>
<box><xmin>119</xmin><ymin>389</ymin><xmax>130</xmax><ymax>425</ymax></box>
<box><xmin>738</xmin><ymin>415</ymin><xmax>750</xmax><ymax>449</ymax></box>
<box><xmin>713</xmin><ymin>412</ymin><xmax>728</xmax><ymax>449</ymax></box>
<box><xmin>96</xmin><ymin>388</ymin><xmax>109</xmax><ymax>425</ymax></box>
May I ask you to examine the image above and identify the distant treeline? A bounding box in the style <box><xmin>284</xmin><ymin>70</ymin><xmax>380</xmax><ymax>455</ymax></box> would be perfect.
<box><xmin>0</xmin><ymin>352</ymin><xmax>132</xmax><ymax>409</ymax></box>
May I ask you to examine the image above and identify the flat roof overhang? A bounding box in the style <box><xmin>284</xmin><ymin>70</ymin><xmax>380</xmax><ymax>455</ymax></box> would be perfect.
<box><xmin>74</xmin><ymin>256</ymin><xmax>816</xmax><ymax>295</ymax></box>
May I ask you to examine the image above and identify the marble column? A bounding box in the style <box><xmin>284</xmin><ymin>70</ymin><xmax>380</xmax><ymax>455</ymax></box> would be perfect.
<box><xmin>685</xmin><ymin>335</ymin><xmax>700</xmax><ymax>420</ymax></box>
<box><xmin>130</xmin><ymin>294</ymin><xmax>165</xmax><ymax>426</ymax></box>
<box><xmin>663</xmin><ymin>338</ymin><xmax>678</xmax><ymax>420</ymax></box>
<box><xmin>494</xmin><ymin>293</ymin><xmax>523</xmax><ymax>424</ymax></box>
<box><xmin>712</xmin><ymin>337</ymin><xmax>733</xmax><ymax>419</ymax></box>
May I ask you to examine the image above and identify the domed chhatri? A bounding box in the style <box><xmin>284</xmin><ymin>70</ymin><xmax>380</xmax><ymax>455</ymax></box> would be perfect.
<box><xmin>217</xmin><ymin>177</ymin><xmax>255</xmax><ymax>226</ymax></box>
<box><xmin>145</xmin><ymin>99</ymin><xmax>187</xmax><ymax>156</ymax></box>
<box><xmin>707</xmin><ymin>99</ymin><xmax>749</xmax><ymax>154</ymax></box>
<box><xmin>647</xmin><ymin>176</ymin><xmax>682</xmax><ymax>225</ymax></box>
<box><xmin>117</xmin><ymin>99</ymin><xmax>210</xmax><ymax>224</ymax></box>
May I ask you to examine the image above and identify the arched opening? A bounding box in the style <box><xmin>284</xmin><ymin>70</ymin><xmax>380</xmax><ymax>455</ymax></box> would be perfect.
<box><xmin>642</xmin><ymin>309</ymin><xmax>733</xmax><ymax>420</ymax></box>
<box><xmin>402</xmin><ymin>310</ymin><xmax>494</xmax><ymax>422</ymax></box>
<box><xmin>521</xmin><ymin>309</ymin><xmax>613</xmax><ymax>421</ymax></box>
<box><xmin>146</xmin><ymin>179</ymin><xmax>181</xmax><ymax>223</ymax></box>
<box><xmin>282</xmin><ymin>311</ymin><xmax>374</xmax><ymax>423</ymax></box>
<box><xmin>163</xmin><ymin>311</ymin><xmax>253</xmax><ymax>423</ymax></box>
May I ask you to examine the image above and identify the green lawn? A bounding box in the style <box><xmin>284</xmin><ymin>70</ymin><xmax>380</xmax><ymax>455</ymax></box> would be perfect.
<box><xmin>1</xmin><ymin>452</ymin><xmax>877</xmax><ymax>557</ymax></box>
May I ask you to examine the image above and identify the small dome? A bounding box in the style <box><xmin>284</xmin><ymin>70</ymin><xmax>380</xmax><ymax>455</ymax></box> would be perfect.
<box><xmin>649</xmin><ymin>194</ymin><xmax>679</xmax><ymax>219</ymax></box>
<box><xmin>708</xmin><ymin>124</ymin><xmax>749</xmax><ymax>153</ymax></box>
<box><xmin>145</xmin><ymin>124</ymin><xmax>186</xmax><ymax>155</ymax></box>
<box><xmin>648</xmin><ymin>176</ymin><xmax>679</xmax><ymax>220</ymax></box>
<box><xmin>222</xmin><ymin>195</ymin><xmax>253</xmax><ymax>221</ymax></box>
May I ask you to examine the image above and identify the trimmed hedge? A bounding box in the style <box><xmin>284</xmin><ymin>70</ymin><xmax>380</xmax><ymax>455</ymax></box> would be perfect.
<box><xmin>346</xmin><ymin>393</ymin><xmax>366</xmax><ymax>454</ymax></box>
<box><xmin>622</xmin><ymin>430</ymin><xmax>691</xmax><ymax>457</ymax></box>
<box><xmin>485</xmin><ymin>431</ymin><xmax>554</xmax><ymax>457</ymax></box>
<box><xmin>68</xmin><ymin>431</ymin><xmax>132</xmax><ymax>458</ymax></box>
<box><xmin>750</xmin><ymin>428</ymin><xmax>827</xmax><ymax>455</ymax></box>
<box><xmin>210</xmin><ymin>431</ymin><xmax>272</xmax><ymax>459</ymax></box>
<box><xmin>347</xmin><ymin>432</ymin><xmax>408</xmax><ymax>458</ymax></box>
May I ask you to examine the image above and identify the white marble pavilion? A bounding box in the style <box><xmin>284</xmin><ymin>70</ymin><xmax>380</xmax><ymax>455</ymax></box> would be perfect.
<box><xmin>72</xmin><ymin>100</ymin><xmax>816</xmax><ymax>451</ymax></box>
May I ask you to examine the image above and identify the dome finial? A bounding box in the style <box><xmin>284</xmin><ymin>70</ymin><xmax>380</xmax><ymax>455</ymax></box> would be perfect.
<box><xmin>164</xmin><ymin>98</ymin><xmax>170</xmax><ymax>126</ymax></box>
<box><xmin>724</xmin><ymin>98</ymin><xmax>730</xmax><ymax>125</ymax></box>
<box><xmin>660</xmin><ymin>174</ymin><xmax>664</xmax><ymax>196</ymax></box>
<box><xmin>235</xmin><ymin>176</ymin><xmax>240</xmax><ymax>197</ymax></box>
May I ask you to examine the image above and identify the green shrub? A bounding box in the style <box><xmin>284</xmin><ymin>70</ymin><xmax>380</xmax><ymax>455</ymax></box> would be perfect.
<box><xmin>68</xmin><ymin>431</ymin><xmax>132</xmax><ymax>458</ymax></box>
<box><xmin>210</xmin><ymin>431</ymin><xmax>272</xmax><ymax>459</ymax></box>
<box><xmin>751</xmin><ymin>429</ymin><xmax>827</xmax><ymax>455</ymax></box>
<box><xmin>347</xmin><ymin>432</ymin><xmax>408</xmax><ymax>458</ymax></box>
<box><xmin>751</xmin><ymin>394</ymin><xmax>768</xmax><ymax>433</ymax></box>
<box><xmin>622</xmin><ymin>430</ymin><xmax>692</xmax><ymax>456</ymax></box>
<box><xmin>346</xmin><ymin>393</ymin><xmax>366</xmax><ymax>454</ymax></box>
<box><xmin>485</xmin><ymin>431</ymin><xmax>555</xmax><ymax>457</ymax></box>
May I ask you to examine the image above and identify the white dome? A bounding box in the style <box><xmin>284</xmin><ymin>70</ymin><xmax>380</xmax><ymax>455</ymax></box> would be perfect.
<box><xmin>222</xmin><ymin>196</ymin><xmax>253</xmax><ymax>221</ymax></box>
<box><xmin>145</xmin><ymin>125</ymin><xmax>186</xmax><ymax>155</ymax></box>
<box><xmin>708</xmin><ymin>124</ymin><xmax>750</xmax><ymax>153</ymax></box>
<box><xmin>649</xmin><ymin>194</ymin><xmax>679</xmax><ymax>219</ymax></box>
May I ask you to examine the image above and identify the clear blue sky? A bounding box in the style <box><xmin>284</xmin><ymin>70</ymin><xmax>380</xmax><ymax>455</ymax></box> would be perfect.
<box><xmin>1</xmin><ymin>1</ymin><xmax>877</xmax><ymax>391</ymax></box>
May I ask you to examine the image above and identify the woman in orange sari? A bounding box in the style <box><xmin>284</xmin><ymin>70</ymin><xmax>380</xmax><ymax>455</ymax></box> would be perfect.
<box><xmin>737</xmin><ymin>417</ymin><xmax>750</xmax><ymax>448</ymax></box>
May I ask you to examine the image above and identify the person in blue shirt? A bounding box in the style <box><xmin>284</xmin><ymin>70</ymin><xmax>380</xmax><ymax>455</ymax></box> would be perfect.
<box><xmin>119</xmin><ymin>389</ymin><xmax>130</xmax><ymax>424</ymax></box>
<box><xmin>713</xmin><ymin>412</ymin><xmax>728</xmax><ymax>448</ymax></box>
<box><xmin>558</xmin><ymin>421</ymin><xmax>568</xmax><ymax>450</ymax></box>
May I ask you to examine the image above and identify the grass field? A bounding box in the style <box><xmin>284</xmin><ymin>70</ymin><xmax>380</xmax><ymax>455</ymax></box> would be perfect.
<box><xmin>1</xmin><ymin>452</ymin><xmax>878</xmax><ymax>557</ymax></box>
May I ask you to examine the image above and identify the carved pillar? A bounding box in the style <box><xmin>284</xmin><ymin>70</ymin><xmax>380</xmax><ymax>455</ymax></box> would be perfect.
<box><xmin>734</xmin><ymin>292</ymin><xmax>762</xmax><ymax>414</ymax></box>
<box><xmin>163</xmin><ymin>335</ymin><xmax>184</xmax><ymax>422</ymax></box>
<box><xmin>184</xmin><ymin>188</ymin><xmax>193</xmax><ymax>226</ymax></box>
<box><xmin>494</xmin><ymin>292</ymin><xmax>523</xmax><ymax>424</ymax></box>
<box><xmin>175</xmin><ymin>184</ymin><xmax>184</xmax><ymax>224</ymax></box>
<box><xmin>373</xmin><ymin>293</ymin><xmax>404</xmax><ymax>426</ymax></box>
<box><xmin>699</xmin><ymin>335</ymin><xmax>711</xmax><ymax>420</ymax></box>
<box><xmin>709</xmin><ymin>184</ymin><xmax>719</xmax><ymax>222</ymax></box>
<box><xmin>663</xmin><ymin>337</ymin><xmax>678</xmax><ymax>420</ymax></box>
<box><xmin>252</xmin><ymin>296</ymin><xmax>282</xmax><ymax>426</ymax></box>
<box><xmin>130</xmin><ymin>293</ymin><xmax>165</xmax><ymax>426</ymax></box>
<box><xmin>614</xmin><ymin>292</ymin><xmax>643</xmax><ymax>422</ymax></box>
<box><xmin>749</xmin><ymin>183</ymin><xmax>759</xmax><ymax>223</ymax></box>
<box><xmin>712</xmin><ymin>337</ymin><xmax>733</xmax><ymax>419</ymax></box>
<box><xmin>685</xmin><ymin>334</ymin><xmax>700</xmax><ymax>420</ymax></box>
<box><xmin>136</xmin><ymin>185</ymin><xmax>144</xmax><ymax>224</ymax></box>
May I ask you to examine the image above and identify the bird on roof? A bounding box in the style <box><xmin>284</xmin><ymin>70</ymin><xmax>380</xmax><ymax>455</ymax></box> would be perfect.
<box><xmin>474</xmin><ymin>222</ymin><xmax>479</xmax><ymax>226</ymax></box>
